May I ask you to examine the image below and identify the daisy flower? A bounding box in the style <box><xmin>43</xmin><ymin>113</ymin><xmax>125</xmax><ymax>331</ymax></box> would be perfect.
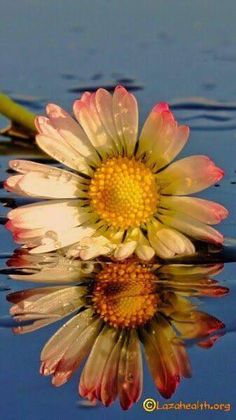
<box><xmin>5</xmin><ymin>86</ymin><xmax>228</xmax><ymax>260</ymax></box>
<box><xmin>7</xmin><ymin>255</ymin><xmax>227</xmax><ymax>409</ymax></box>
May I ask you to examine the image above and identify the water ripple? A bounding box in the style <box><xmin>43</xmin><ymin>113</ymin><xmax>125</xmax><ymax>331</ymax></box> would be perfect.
<box><xmin>68</xmin><ymin>79</ymin><xmax>143</xmax><ymax>94</ymax></box>
<box><xmin>170</xmin><ymin>97</ymin><xmax>236</xmax><ymax>130</ymax></box>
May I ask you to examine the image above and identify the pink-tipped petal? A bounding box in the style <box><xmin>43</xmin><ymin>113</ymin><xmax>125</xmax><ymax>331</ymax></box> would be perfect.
<box><xmin>160</xmin><ymin>196</ymin><xmax>229</xmax><ymax>225</ymax></box>
<box><xmin>79</xmin><ymin>327</ymin><xmax>118</xmax><ymax>402</ymax></box>
<box><xmin>73</xmin><ymin>91</ymin><xmax>116</xmax><ymax>157</ymax></box>
<box><xmin>45</xmin><ymin>103</ymin><xmax>99</xmax><ymax>165</ymax></box>
<box><xmin>99</xmin><ymin>333</ymin><xmax>125</xmax><ymax>406</ymax></box>
<box><xmin>137</xmin><ymin>103</ymin><xmax>189</xmax><ymax>170</ymax></box>
<box><xmin>51</xmin><ymin>318</ymin><xmax>100</xmax><ymax>387</ymax></box>
<box><xmin>153</xmin><ymin>102</ymin><xmax>170</xmax><ymax>113</ymax></box>
<box><xmin>156</xmin><ymin>155</ymin><xmax>224</xmax><ymax>195</ymax></box>
<box><xmin>118</xmin><ymin>330</ymin><xmax>143</xmax><ymax>410</ymax></box>
<box><xmin>172</xmin><ymin>310</ymin><xmax>225</xmax><ymax>340</ymax></box>
<box><xmin>142</xmin><ymin>319</ymin><xmax>180</xmax><ymax>399</ymax></box>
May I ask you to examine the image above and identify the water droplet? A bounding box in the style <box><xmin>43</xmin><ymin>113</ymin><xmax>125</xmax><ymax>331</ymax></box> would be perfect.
<box><xmin>127</xmin><ymin>372</ymin><xmax>134</xmax><ymax>382</ymax></box>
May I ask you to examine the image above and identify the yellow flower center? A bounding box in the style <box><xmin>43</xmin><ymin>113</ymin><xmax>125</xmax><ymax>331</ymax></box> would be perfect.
<box><xmin>88</xmin><ymin>157</ymin><xmax>158</xmax><ymax>229</ymax></box>
<box><xmin>92</xmin><ymin>260</ymin><xmax>159</xmax><ymax>328</ymax></box>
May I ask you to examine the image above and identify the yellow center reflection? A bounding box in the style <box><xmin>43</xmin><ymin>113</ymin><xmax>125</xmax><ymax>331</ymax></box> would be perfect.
<box><xmin>92</xmin><ymin>260</ymin><xmax>159</xmax><ymax>328</ymax></box>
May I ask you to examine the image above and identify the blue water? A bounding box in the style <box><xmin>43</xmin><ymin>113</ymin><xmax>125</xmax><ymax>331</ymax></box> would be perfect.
<box><xmin>1</xmin><ymin>0</ymin><xmax>236</xmax><ymax>418</ymax></box>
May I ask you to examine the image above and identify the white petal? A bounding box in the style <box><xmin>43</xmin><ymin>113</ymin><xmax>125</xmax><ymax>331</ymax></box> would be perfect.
<box><xmin>135</xmin><ymin>231</ymin><xmax>155</xmax><ymax>261</ymax></box>
<box><xmin>78</xmin><ymin>236</ymin><xmax>114</xmax><ymax>260</ymax></box>
<box><xmin>73</xmin><ymin>92</ymin><xmax>116</xmax><ymax>157</ymax></box>
<box><xmin>36</xmin><ymin>133</ymin><xmax>91</xmax><ymax>175</ymax></box>
<box><xmin>5</xmin><ymin>171</ymin><xmax>85</xmax><ymax>199</ymax></box>
<box><xmin>113</xmin><ymin>86</ymin><xmax>138</xmax><ymax>156</ymax></box>
<box><xmin>8</xmin><ymin>201</ymin><xmax>87</xmax><ymax>230</ymax></box>
<box><xmin>155</xmin><ymin>226</ymin><xmax>195</xmax><ymax>255</ymax></box>
<box><xmin>158</xmin><ymin>211</ymin><xmax>223</xmax><ymax>244</ymax></box>
<box><xmin>46</xmin><ymin>103</ymin><xmax>99</xmax><ymax>165</ymax></box>
<box><xmin>7</xmin><ymin>224</ymin><xmax>48</xmax><ymax>247</ymax></box>
<box><xmin>147</xmin><ymin>221</ymin><xmax>195</xmax><ymax>258</ymax></box>
<box><xmin>114</xmin><ymin>240</ymin><xmax>137</xmax><ymax>260</ymax></box>
<box><xmin>148</xmin><ymin>224</ymin><xmax>177</xmax><ymax>258</ymax></box>
<box><xmin>8</xmin><ymin>159</ymin><xmax>61</xmax><ymax>174</ymax></box>
<box><xmin>30</xmin><ymin>225</ymin><xmax>96</xmax><ymax>253</ymax></box>
<box><xmin>95</xmin><ymin>88</ymin><xmax>122</xmax><ymax>152</ymax></box>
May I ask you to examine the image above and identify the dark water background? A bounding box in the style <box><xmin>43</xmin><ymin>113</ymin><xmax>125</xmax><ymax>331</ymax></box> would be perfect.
<box><xmin>1</xmin><ymin>0</ymin><xmax>236</xmax><ymax>418</ymax></box>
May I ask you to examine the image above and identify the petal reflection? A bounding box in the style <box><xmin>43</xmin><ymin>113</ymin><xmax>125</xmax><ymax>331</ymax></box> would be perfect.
<box><xmin>6</xmin><ymin>253</ymin><xmax>228</xmax><ymax>410</ymax></box>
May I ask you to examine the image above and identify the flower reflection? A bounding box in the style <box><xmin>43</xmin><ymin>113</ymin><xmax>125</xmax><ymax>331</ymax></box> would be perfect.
<box><xmin>7</xmin><ymin>253</ymin><xmax>228</xmax><ymax>410</ymax></box>
<box><xmin>5</xmin><ymin>86</ymin><xmax>228</xmax><ymax>260</ymax></box>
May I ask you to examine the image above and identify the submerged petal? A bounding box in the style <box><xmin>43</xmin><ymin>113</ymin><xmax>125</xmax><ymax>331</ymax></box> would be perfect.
<box><xmin>172</xmin><ymin>310</ymin><xmax>225</xmax><ymax>340</ymax></box>
<box><xmin>79</xmin><ymin>327</ymin><xmax>118</xmax><ymax>401</ymax></box>
<box><xmin>4</xmin><ymin>253</ymin><xmax>228</xmax><ymax>408</ymax></box>
<box><xmin>99</xmin><ymin>333</ymin><xmax>124</xmax><ymax>406</ymax></box>
<box><xmin>142</xmin><ymin>318</ymin><xmax>180</xmax><ymax>398</ymax></box>
<box><xmin>118</xmin><ymin>330</ymin><xmax>143</xmax><ymax>410</ymax></box>
<box><xmin>40</xmin><ymin>308</ymin><xmax>96</xmax><ymax>377</ymax></box>
<box><xmin>7</xmin><ymin>251</ymin><xmax>93</xmax><ymax>283</ymax></box>
<box><xmin>7</xmin><ymin>286</ymin><xmax>85</xmax><ymax>333</ymax></box>
<box><xmin>51</xmin><ymin>317</ymin><xmax>101</xmax><ymax>386</ymax></box>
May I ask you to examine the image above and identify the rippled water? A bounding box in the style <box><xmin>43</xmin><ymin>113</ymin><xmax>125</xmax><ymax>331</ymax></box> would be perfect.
<box><xmin>1</xmin><ymin>0</ymin><xmax>236</xmax><ymax>419</ymax></box>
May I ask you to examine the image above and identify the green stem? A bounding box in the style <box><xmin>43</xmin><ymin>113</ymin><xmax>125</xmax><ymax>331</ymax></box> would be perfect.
<box><xmin>0</xmin><ymin>92</ymin><xmax>36</xmax><ymax>133</ymax></box>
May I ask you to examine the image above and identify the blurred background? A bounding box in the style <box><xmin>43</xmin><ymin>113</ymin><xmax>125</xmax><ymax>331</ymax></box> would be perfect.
<box><xmin>0</xmin><ymin>0</ymin><xmax>236</xmax><ymax>419</ymax></box>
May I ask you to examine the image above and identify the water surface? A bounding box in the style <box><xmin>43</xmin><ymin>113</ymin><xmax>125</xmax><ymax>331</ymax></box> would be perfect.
<box><xmin>1</xmin><ymin>0</ymin><xmax>236</xmax><ymax>419</ymax></box>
